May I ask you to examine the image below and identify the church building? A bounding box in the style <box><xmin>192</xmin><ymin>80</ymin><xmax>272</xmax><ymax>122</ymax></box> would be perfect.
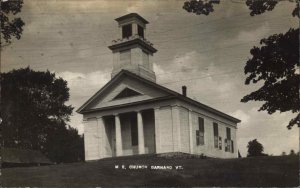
<box><xmin>77</xmin><ymin>13</ymin><xmax>241</xmax><ymax>161</ymax></box>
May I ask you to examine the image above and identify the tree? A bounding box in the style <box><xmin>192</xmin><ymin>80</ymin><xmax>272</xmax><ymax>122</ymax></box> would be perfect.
<box><xmin>247</xmin><ymin>139</ymin><xmax>265</xmax><ymax>157</ymax></box>
<box><xmin>289</xmin><ymin>149</ymin><xmax>296</xmax><ymax>155</ymax></box>
<box><xmin>0</xmin><ymin>0</ymin><xmax>25</xmax><ymax>47</ymax></box>
<box><xmin>183</xmin><ymin>0</ymin><xmax>299</xmax><ymax>129</ymax></box>
<box><xmin>1</xmin><ymin>67</ymin><xmax>84</xmax><ymax>163</ymax></box>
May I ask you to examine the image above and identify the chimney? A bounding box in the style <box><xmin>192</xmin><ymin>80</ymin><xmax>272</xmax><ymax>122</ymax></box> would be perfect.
<box><xmin>182</xmin><ymin>86</ymin><xmax>187</xmax><ymax>97</ymax></box>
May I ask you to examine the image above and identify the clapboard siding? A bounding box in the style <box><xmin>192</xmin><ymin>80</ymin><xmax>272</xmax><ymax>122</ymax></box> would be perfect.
<box><xmin>84</xmin><ymin>118</ymin><xmax>99</xmax><ymax>161</ymax></box>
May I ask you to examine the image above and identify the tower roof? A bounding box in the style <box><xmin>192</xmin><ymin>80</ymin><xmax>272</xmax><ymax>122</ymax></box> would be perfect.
<box><xmin>115</xmin><ymin>13</ymin><xmax>149</xmax><ymax>24</ymax></box>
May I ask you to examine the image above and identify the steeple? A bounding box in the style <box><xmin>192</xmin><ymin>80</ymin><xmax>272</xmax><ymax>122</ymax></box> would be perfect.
<box><xmin>108</xmin><ymin>13</ymin><xmax>157</xmax><ymax>82</ymax></box>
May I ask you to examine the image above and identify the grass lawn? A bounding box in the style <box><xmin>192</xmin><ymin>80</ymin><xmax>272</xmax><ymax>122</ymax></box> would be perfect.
<box><xmin>2</xmin><ymin>154</ymin><xmax>299</xmax><ymax>187</ymax></box>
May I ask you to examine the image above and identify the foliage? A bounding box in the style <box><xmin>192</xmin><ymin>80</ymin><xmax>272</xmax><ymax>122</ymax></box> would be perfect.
<box><xmin>241</xmin><ymin>28</ymin><xmax>299</xmax><ymax>129</ymax></box>
<box><xmin>183</xmin><ymin>0</ymin><xmax>220</xmax><ymax>15</ymax></box>
<box><xmin>0</xmin><ymin>0</ymin><xmax>25</xmax><ymax>46</ymax></box>
<box><xmin>289</xmin><ymin>149</ymin><xmax>296</xmax><ymax>156</ymax></box>
<box><xmin>245</xmin><ymin>0</ymin><xmax>278</xmax><ymax>16</ymax></box>
<box><xmin>1</xmin><ymin>67</ymin><xmax>84</xmax><ymax>163</ymax></box>
<box><xmin>183</xmin><ymin>0</ymin><xmax>299</xmax><ymax>128</ymax></box>
<box><xmin>247</xmin><ymin>139</ymin><xmax>265</xmax><ymax>157</ymax></box>
<box><xmin>44</xmin><ymin>126</ymin><xmax>84</xmax><ymax>163</ymax></box>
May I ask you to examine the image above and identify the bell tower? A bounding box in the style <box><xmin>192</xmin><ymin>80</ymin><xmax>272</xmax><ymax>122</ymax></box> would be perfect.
<box><xmin>108</xmin><ymin>13</ymin><xmax>157</xmax><ymax>82</ymax></box>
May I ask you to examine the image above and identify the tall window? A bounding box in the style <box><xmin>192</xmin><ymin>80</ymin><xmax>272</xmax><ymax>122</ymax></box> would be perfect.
<box><xmin>196</xmin><ymin>117</ymin><xmax>205</xmax><ymax>145</ymax></box>
<box><xmin>131</xmin><ymin>117</ymin><xmax>138</xmax><ymax>146</ymax></box>
<box><xmin>138</xmin><ymin>25</ymin><xmax>144</xmax><ymax>38</ymax></box>
<box><xmin>225</xmin><ymin>127</ymin><xmax>234</xmax><ymax>153</ymax></box>
<box><xmin>226</xmin><ymin>127</ymin><xmax>231</xmax><ymax>140</ymax></box>
<box><xmin>213</xmin><ymin>122</ymin><xmax>218</xmax><ymax>148</ymax></box>
<box><xmin>122</xmin><ymin>24</ymin><xmax>132</xmax><ymax>38</ymax></box>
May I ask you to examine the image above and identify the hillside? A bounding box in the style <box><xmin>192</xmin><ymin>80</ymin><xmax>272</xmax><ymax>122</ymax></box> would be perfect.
<box><xmin>2</xmin><ymin>154</ymin><xmax>299</xmax><ymax>187</ymax></box>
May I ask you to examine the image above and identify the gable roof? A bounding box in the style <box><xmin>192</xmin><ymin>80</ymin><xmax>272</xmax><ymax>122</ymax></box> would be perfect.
<box><xmin>77</xmin><ymin>70</ymin><xmax>241</xmax><ymax>123</ymax></box>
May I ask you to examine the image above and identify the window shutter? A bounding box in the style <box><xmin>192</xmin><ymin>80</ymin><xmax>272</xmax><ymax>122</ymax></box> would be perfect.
<box><xmin>196</xmin><ymin>130</ymin><xmax>200</xmax><ymax>146</ymax></box>
<box><xmin>213</xmin><ymin>122</ymin><xmax>218</xmax><ymax>136</ymax></box>
<box><xmin>231</xmin><ymin>140</ymin><xmax>234</xmax><ymax>153</ymax></box>
<box><xmin>214</xmin><ymin>136</ymin><xmax>218</xmax><ymax>148</ymax></box>
<box><xmin>226</xmin><ymin>127</ymin><xmax>231</xmax><ymax>140</ymax></box>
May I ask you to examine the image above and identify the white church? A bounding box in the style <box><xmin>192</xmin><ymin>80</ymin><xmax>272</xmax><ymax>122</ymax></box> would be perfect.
<box><xmin>77</xmin><ymin>13</ymin><xmax>240</xmax><ymax>161</ymax></box>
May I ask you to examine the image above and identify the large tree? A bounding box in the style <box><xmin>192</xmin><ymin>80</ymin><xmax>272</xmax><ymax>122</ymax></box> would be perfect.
<box><xmin>183</xmin><ymin>0</ymin><xmax>299</xmax><ymax>129</ymax></box>
<box><xmin>247</xmin><ymin>139</ymin><xmax>265</xmax><ymax>157</ymax></box>
<box><xmin>1</xmin><ymin>67</ymin><xmax>83</xmax><ymax>163</ymax></box>
<box><xmin>0</xmin><ymin>0</ymin><xmax>25</xmax><ymax>47</ymax></box>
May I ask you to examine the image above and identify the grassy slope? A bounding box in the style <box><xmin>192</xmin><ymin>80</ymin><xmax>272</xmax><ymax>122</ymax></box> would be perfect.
<box><xmin>2</xmin><ymin>155</ymin><xmax>299</xmax><ymax>187</ymax></box>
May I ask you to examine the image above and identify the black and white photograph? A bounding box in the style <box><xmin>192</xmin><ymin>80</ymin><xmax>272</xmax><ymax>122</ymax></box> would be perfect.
<box><xmin>1</xmin><ymin>0</ymin><xmax>299</xmax><ymax>187</ymax></box>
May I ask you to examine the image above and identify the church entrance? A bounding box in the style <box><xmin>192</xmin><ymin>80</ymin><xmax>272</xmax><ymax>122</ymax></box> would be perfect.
<box><xmin>103</xmin><ymin>109</ymin><xmax>156</xmax><ymax>157</ymax></box>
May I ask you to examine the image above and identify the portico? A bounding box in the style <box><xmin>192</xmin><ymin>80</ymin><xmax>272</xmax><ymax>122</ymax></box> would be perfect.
<box><xmin>87</xmin><ymin>108</ymin><xmax>156</xmax><ymax>159</ymax></box>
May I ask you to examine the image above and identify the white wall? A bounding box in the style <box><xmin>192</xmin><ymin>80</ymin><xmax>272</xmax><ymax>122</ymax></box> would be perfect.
<box><xmin>83</xmin><ymin>97</ymin><xmax>238</xmax><ymax>159</ymax></box>
<box><xmin>155</xmin><ymin>106</ymin><xmax>174</xmax><ymax>153</ymax></box>
<box><xmin>84</xmin><ymin>118</ymin><xmax>100</xmax><ymax>161</ymax></box>
<box><xmin>176</xmin><ymin>104</ymin><xmax>238</xmax><ymax>158</ymax></box>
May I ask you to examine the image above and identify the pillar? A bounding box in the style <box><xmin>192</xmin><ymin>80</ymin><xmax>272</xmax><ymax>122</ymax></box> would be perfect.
<box><xmin>172</xmin><ymin>105</ymin><xmax>181</xmax><ymax>152</ymax></box>
<box><xmin>115</xmin><ymin>114</ymin><xmax>123</xmax><ymax>156</ymax></box>
<box><xmin>154</xmin><ymin>107</ymin><xmax>161</xmax><ymax>153</ymax></box>
<box><xmin>132</xmin><ymin>23</ymin><xmax>138</xmax><ymax>36</ymax></box>
<box><xmin>188</xmin><ymin>110</ymin><xmax>194</xmax><ymax>154</ymax></box>
<box><xmin>137</xmin><ymin>111</ymin><xmax>145</xmax><ymax>154</ymax></box>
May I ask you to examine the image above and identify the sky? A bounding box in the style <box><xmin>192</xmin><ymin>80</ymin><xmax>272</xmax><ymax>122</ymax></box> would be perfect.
<box><xmin>2</xmin><ymin>0</ymin><xmax>299</xmax><ymax>156</ymax></box>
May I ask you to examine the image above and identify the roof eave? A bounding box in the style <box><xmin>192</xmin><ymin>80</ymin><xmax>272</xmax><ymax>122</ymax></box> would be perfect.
<box><xmin>115</xmin><ymin>13</ymin><xmax>149</xmax><ymax>24</ymax></box>
<box><xmin>108</xmin><ymin>38</ymin><xmax>157</xmax><ymax>53</ymax></box>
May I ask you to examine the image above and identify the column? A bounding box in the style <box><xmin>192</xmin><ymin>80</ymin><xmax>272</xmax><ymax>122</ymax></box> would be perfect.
<box><xmin>115</xmin><ymin>114</ymin><xmax>123</xmax><ymax>156</ymax></box>
<box><xmin>172</xmin><ymin>105</ymin><xmax>181</xmax><ymax>152</ymax></box>
<box><xmin>137</xmin><ymin>111</ymin><xmax>145</xmax><ymax>154</ymax></box>
<box><xmin>132</xmin><ymin>23</ymin><xmax>138</xmax><ymax>36</ymax></box>
<box><xmin>154</xmin><ymin>107</ymin><xmax>161</xmax><ymax>153</ymax></box>
<box><xmin>97</xmin><ymin>117</ymin><xmax>103</xmax><ymax>158</ymax></box>
<box><xmin>188</xmin><ymin>110</ymin><xmax>194</xmax><ymax>154</ymax></box>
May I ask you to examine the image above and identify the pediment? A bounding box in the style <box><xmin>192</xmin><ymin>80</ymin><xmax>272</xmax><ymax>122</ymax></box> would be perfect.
<box><xmin>77</xmin><ymin>71</ymin><xmax>173</xmax><ymax>112</ymax></box>
<box><xmin>113</xmin><ymin>88</ymin><xmax>142</xmax><ymax>100</ymax></box>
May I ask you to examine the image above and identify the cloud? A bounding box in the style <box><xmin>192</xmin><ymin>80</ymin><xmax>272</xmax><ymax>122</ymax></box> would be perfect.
<box><xmin>230</xmin><ymin>109</ymin><xmax>250</xmax><ymax>124</ymax></box>
<box><xmin>153</xmin><ymin>63</ymin><xmax>165</xmax><ymax>75</ymax></box>
<box><xmin>126</xmin><ymin>0</ymin><xmax>158</xmax><ymax>13</ymax></box>
<box><xmin>237</xmin><ymin>22</ymin><xmax>270</xmax><ymax>42</ymax></box>
<box><xmin>57</xmin><ymin>71</ymin><xmax>110</xmax><ymax>97</ymax></box>
<box><xmin>56</xmin><ymin>70</ymin><xmax>111</xmax><ymax>133</ymax></box>
<box><xmin>236</xmin><ymin>107</ymin><xmax>298</xmax><ymax>157</ymax></box>
<box><xmin>221</xmin><ymin>22</ymin><xmax>270</xmax><ymax>46</ymax></box>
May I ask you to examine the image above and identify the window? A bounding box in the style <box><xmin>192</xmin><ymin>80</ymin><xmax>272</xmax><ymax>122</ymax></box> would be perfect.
<box><xmin>122</xmin><ymin>24</ymin><xmax>132</xmax><ymax>38</ymax></box>
<box><xmin>131</xmin><ymin>117</ymin><xmax>138</xmax><ymax>146</ymax></box>
<box><xmin>225</xmin><ymin>127</ymin><xmax>234</xmax><ymax>153</ymax></box>
<box><xmin>196</xmin><ymin>117</ymin><xmax>204</xmax><ymax>145</ymax></box>
<box><xmin>225</xmin><ymin>138</ymin><xmax>231</xmax><ymax>152</ymax></box>
<box><xmin>138</xmin><ymin>25</ymin><xmax>144</xmax><ymax>38</ymax></box>
<box><xmin>213</xmin><ymin>122</ymin><xmax>218</xmax><ymax>148</ymax></box>
<box><xmin>226</xmin><ymin>127</ymin><xmax>231</xmax><ymax>140</ymax></box>
<box><xmin>113</xmin><ymin>88</ymin><xmax>142</xmax><ymax>100</ymax></box>
<box><xmin>218</xmin><ymin>136</ymin><xmax>222</xmax><ymax>150</ymax></box>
